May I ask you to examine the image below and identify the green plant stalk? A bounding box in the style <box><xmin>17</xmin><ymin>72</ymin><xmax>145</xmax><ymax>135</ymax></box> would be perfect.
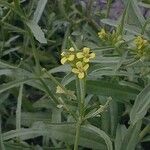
<box><xmin>57</xmin><ymin>0</ymin><xmax>69</xmax><ymax>20</ymax></box>
<box><xmin>29</xmin><ymin>32</ymin><xmax>41</xmax><ymax>75</ymax></box>
<box><xmin>106</xmin><ymin>0</ymin><xmax>112</xmax><ymax>18</ymax></box>
<box><xmin>74</xmin><ymin>117</ymin><xmax>82</xmax><ymax>150</ymax></box>
<box><xmin>44</xmin><ymin>70</ymin><xmax>72</xmax><ymax>97</ymax></box>
<box><xmin>68</xmin><ymin>37</ymin><xmax>78</xmax><ymax>51</ymax></box>
<box><xmin>39</xmin><ymin>78</ymin><xmax>77</xmax><ymax>120</ymax></box>
<box><xmin>84</xmin><ymin>97</ymin><xmax>112</xmax><ymax>120</ymax></box>
<box><xmin>61</xmin><ymin>25</ymin><xmax>71</xmax><ymax>51</ymax></box>
<box><xmin>39</xmin><ymin>78</ymin><xmax>59</xmax><ymax>105</ymax></box>
<box><xmin>139</xmin><ymin>125</ymin><xmax>150</xmax><ymax>141</ymax></box>
<box><xmin>74</xmin><ymin>78</ymin><xmax>86</xmax><ymax>150</ymax></box>
<box><xmin>1</xmin><ymin>10</ymin><xmax>11</xmax><ymax>22</ymax></box>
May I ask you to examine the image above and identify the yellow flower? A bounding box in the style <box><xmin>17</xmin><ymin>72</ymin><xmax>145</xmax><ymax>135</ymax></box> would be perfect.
<box><xmin>134</xmin><ymin>36</ymin><xmax>148</xmax><ymax>49</ymax></box>
<box><xmin>68</xmin><ymin>47</ymin><xmax>75</xmax><ymax>52</ymax></box>
<box><xmin>98</xmin><ymin>28</ymin><xmax>107</xmax><ymax>39</ymax></box>
<box><xmin>76</xmin><ymin>47</ymin><xmax>95</xmax><ymax>62</ymax></box>
<box><xmin>61</xmin><ymin>48</ymin><xmax>75</xmax><ymax>64</ymax></box>
<box><xmin>72</xmin><ymin>61</ymin><xmax>89</xmax><ymax>79</ymax></box>
<box><xmin>56</xmin><ymin>86</ymin><xmax>64</xmax><ymax>94</ymax></box>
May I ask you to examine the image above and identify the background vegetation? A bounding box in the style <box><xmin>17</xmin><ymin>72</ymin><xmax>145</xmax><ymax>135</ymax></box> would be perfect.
<box><xmin>0</xmin><ymin>0</ymin><xmax>150</xmax><ymax>149</ymax></box>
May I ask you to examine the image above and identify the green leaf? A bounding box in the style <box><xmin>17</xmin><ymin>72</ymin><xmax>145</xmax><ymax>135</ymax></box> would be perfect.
<box><xmin>33</xmin><ymin>0</ymin><xmax>48</xmax><ymax>23</ymax></box>
<box><xmin>86</xmin><ymin>125</ymin><xmax>113</xmax><ymax>150</ymax></box>
<box><xmin>0</xmin><ymin>79</ymin><xmax>33</xmax><ymax>94</ymax></box>
<box><xmin>117</xmin><ymin>0</ymin><xmax>131</xmax><ymax>35</ymax></box>
<box><xmin>47</xmin><ymin>65</ymin><xmax>71</xmax><ymax>74</ymax></box>
<box><xmin>2</xmin><ymin>124</ymin><xmax>109</xmax><ymax>149</ymax></box>
<box><xmin>119</xmin><ymin>121</ymin><xmax>142</xmax><ymax>150</ymax></box>
<box><xmin>131</xmin><ymin>0</ymin><xmax>146</xmax><ymax>26</ymax></box>
<box><xmin>115</xmin><ymin>125</ymin><xmax>127</xmax><ymax>150</ymax></box>
<box><xmin>85</xmin><ymin>80</ymin><xmax>139</xmax><ymax>101</ymax></box>
<box><xmin>7</xmin><ymin>112</ymin><xmax>52</xmax><ymax>127</ymax></box>
<box><xmin>26</xmin><ymin>20</ymin><xmax>47</xmax><ymax>44</ymax></box>
<box><xmin>0</xmin><ymin>69</ymin><xmax>12</xmax><ymax>76</ymax></box>
<box><xmin>130</xmin><ymin>84</ymin><xmax>150</xmax><ymax>125</ymax></box>
<box><xmin>138</xmin><ymin>2</ymin><xmax>150</xmax><ymax>8</ymax></box>
<box><xmin>16</xmin><ymin>85</ymin><xmax>23</xmax><ymax>130</ymax></box>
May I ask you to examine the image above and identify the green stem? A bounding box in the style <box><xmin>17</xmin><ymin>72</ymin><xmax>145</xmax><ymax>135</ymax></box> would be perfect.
<box><xmin>39</xmin><ymin>78</ymin><xmax>59</xmax><ymax>105</ymax></box>
<box><xmin>29</xmin><ymin>32</ymin><xmax>41</xmax><ymax>75</ymax></box>
<box><xmin>1</xmin><ymin>10</ymin><xmax>11</xmax><ymax>22</ymax></box>
<box><xmin>57</xmin><ymin>0</ymin><xmax>69</xmax><ymax>21</ymax></box>
<box><xmin>74</xmin><ymin>78</ymin><xmax>86</xmax><ymax>150</ymax></box>
<box><xmin>106</xmin><ymin>0</ymin><xmax>112</xmax><ymax>18</ymax></box>
<box><xmin>39</xmin><ymin>77</ymin><xmax>77</xmax><ymax>120</ymax></box>
<box><xmin>139</xmin><ymin>125</ymin><xmax>150</xmax><ymax>141</ymax></box>
<box><xmin>74</xmin><ymin>117</ymin><xmax>82</xmax><ymax>150</ymax></box>
<box><xmin>44</xmin><ymin>69</ymin><xmax>71</xmax><ymax>96</ymax></box>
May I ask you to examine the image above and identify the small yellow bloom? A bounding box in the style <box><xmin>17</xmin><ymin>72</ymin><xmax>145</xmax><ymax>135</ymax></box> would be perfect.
<box><xmin>134</xmin><ymin>36</ymin><xmax>148</xmax><ymax>49</ymax></box>
<box><xmin>76</xmin><ymin>47</ymin><xmax>95</xmax><ymax>63</ymax></box>
<box><xmin>72</xmin><ymin>61</ymin><xmax>89</xmax><ymax>79</ymax></box>
<box><xmin>98</xmin><ymin>28</ymin><xmax>107</xmax><ymax>39</ymax></box>
<box><xmin>61</xmin><ymin>51</ymin><xmax>75</xmax><ymax>64</ymax></box>
<box><xmin>68</xmin><ymin>47</ymin><xmax>75</xmax><ymax>52</ymax></box>
<box><xmin>56</xmin><ymin>86</ymin><xmax>64</xmax><ymax>94</ymax></box>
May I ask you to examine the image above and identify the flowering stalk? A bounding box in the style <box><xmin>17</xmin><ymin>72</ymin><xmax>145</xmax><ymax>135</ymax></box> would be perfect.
<box><xmin>60</xmin><ymin>46</ymin><xmax>95</xmax><ymax>149</ymax></box>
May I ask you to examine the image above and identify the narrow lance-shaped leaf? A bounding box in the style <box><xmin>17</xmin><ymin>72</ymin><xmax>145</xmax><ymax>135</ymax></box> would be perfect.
<box><xmin>86</xmin><ymin>125</ymin><xmax>113</xmax><ymax>150</ymax></box>
<box><xmin>33</xmin><ymin>0</ymin><xmax>48</xmax><ymax>23</ymax></box>
<box><xmin>2</xmin><ymin>124</ymin><xmax>109</xmax><ymax>150</ymax></box>
<box><xmin>26</xmin><ymin>21</ymin><xmax>47</xmax><ymax>44</ymax></box>
<box><xmin>130</xmin><ymin>84</ymin><xmax>150</xmax><ymax>125</ymax></box>
<box><xmin>119</xmin><ymin>120</ymin><xmax>142</xmax><ymax>150</ymax></box>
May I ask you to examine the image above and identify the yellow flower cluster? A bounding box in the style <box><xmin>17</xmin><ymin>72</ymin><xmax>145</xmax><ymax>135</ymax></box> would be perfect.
<box><xmin>98</xmin><ymin>28</ymin><xmax>124</xmax><ymax>47</ymax></box>
<box><xmin>61</xmin><ymin>47</ymin><xmax>95</xmax><ymax>79</ymax></box>
<box><xmin>134</xmin><ymin>36</ymin><xmax>148</xmax><ymax>50</ymax></box>
<box><xmin>61</xmin><ymin>47</ymin><xmax>75</xmax><ymax>64</ymax></box>
<box><xmin>98</xmin><ymin>29</ymin><xmax>107</xmax><ymax>39</ymax></box>
<box><xmin>133</xmin><ymin>36</ymin><xmax>149</xmax><ymax>58</ymax></box>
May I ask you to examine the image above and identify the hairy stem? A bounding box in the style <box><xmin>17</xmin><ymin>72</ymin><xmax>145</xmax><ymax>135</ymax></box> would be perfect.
<box><xmin>74</xmin><ymin>117</ymin><xmax>82</xmax><ymax>150</ymax></box>
<box><xmin>74</xmin><ymin>78</ymin><xmax>86</xmax><ymax>150</ymax></box>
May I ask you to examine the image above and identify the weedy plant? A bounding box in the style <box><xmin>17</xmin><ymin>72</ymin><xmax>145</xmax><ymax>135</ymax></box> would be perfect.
<box><xmin>0</xmin><ymin>0</ymin><xmax>150</xmax><ymax>150</ymax></box>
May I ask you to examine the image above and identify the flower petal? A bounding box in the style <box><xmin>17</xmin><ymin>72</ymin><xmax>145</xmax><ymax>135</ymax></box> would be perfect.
<box><xmin>72</xmin><ymin>68</ymin><xmax>79</xmax><ymax>74</ymax></box>
<box><xmin>89</xmin><ymin>52</ymin><xmax>95</xmax><ymax>59</ymax></box>
<box><xmin>83</xmin><ymin>58</ymin><xmax>90</xmax><ymax>63</ymax></box>
<box><xmin>61</xmin><ymin>52</ymin><xmax>66</xmax><ymax>56</ymax></box>
<box><xmin>83</xmin><ymin>47</ymin><xmax>90</xmax><ymax>54</ymax></box>
<box><xmin>69</xmin><ymin>47</ymin><xmax>75</xmax><ymax>52</ymax></box>
<box><xmin>78</xmin><ymin>72</ymin><xmax>84</xmax><ymax>79</ymax></box>
<box><xmin>98</xmin><ymin>28</ymin><xmax>107</xmax><ymax>39</ymax></box>
<box><xmin>83</xmin><ymin>64</ymin><xmax>89</xmax><ymax>71</ymax></box>
<box><xmin>56</xmin><ymin>86</ymin><xmax>64</xmax><ymax>93</ymax></box>
<box><xmin>68</xmin><ymin>54</ymin><xmax>75</xmax><ymax>61</ymax></box>
<box><xmin>76</xmin><ymin>61</ymin><xmax>83</xmax><ymax>68</ymax></box>
<box><xmin>61</xmin><ymin>57</ymin><xmax>67</xmax><ymax>64</ymax></box>
<box><xmin>76</xmin><ymin>52</ymin><xmax>84</xmax><ymax>58</ymax></box>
